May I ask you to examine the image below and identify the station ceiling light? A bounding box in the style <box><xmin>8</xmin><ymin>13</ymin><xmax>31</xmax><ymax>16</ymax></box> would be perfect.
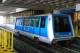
<box><xmin>2</xmin><ymin>0</ymin><xmax>7</xmax><ymax>3</ymax></box>
<box><xmin>0</xmin><ymin>11</ymin><xmax>6</xmax><ymax>13</ymax></box>
<box><xmin>16</xmin><ymin>8</ymin><xmax>27</xmax><ymax>12</ymax></box>
<box><xmin>9</xmin><ymin>12</ymin><xmax>15</xmax><ymax>14</ymax></box>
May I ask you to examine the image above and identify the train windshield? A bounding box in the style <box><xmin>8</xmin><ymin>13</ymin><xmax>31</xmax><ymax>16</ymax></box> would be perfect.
<box><xmin>54</xmin><ymin>15</ymin><xmax>71</xmax><ymax>32</ymax></box>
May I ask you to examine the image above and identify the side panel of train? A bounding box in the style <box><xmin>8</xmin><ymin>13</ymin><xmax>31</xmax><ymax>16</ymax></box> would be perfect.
<box><xmin>15</xmin><ymin>14</ymin><xmax>74</xmax><ymax>44</ymax></box>
<box><xmin>15</xmin><ymin>15</ymin><xmax>49</xmax><ymax>41</ymax></box>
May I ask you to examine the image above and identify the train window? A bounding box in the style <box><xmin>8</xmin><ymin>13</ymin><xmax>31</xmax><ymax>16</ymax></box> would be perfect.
<box><xmin>31</xmin><ymin>18</ymin><xmax>35</xmax><ymax>27</ymax></box>
<box><xmin>24</xmin><ymin>18</ymin><xmax>31</xmax><ymax>26</ymax></box>
<box><xmin>40</xmin><ymin>16</ymin><xmax>46</xmax><ymax>28</ymax></box>
<box><xmin>31</xmin><ymin>17</ymin><xmax>39</xmax><ymax>27</ymax></box>
<box><xmin>16</xmin><ymin>19</ymin><xmax>23</xmax><ymax>25</ymax></box>
<box><xmin>16</xmin><ymin>20</ymin><xmax>19</xmax><ymax>25</ymax></box>
<box><xmin>35</xmin><ymin>18</ymin><xmax>39</xmax><ymax>27</ymax></box>
<box><xmin>54</xmin><ymin>16</ymin><xmax>71</xmax><ymax>32</ymax></box>
<box><xmin>20</xmin><ymin>21</ymin><xmax>23</xmax><ymax>25</ymax></box>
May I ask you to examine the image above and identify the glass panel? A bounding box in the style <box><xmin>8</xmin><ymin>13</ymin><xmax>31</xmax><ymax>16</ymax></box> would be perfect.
<box><xmin>16</xmin><ymin>19</ymin><xmax>23</xmax><ymax>25</ymax></box>
<box><xmin>35</xmin><ymin>17</ymin><xmax>39</xmax><ymax>27</ymax></box>
<box><xmin>54</xmin><ymin>16</ymin><xmax>71</xmax><ymax>32</ymax></box>
<box><xmin>31</xmin><ymin>17</ymin><xmax>39</xmax><ymax>27</ymax></box>
<box><xmin>40</xmin><ymin>16</ymin><xmax>46</xmax><ymax>28</ymax></box>
<box><xmin>31</xmin><ymin>18</ymin><xmax>35</xmax><ymax>27</ymax></box>
<box><xmin>24</xmin><ymin>18</ymin><xmax>31</xmax><ymax>26</ymax></box>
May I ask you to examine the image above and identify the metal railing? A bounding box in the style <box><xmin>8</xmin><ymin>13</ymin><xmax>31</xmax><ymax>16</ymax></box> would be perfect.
<box><xmin>0</xmin><ymin>27</ymin><xmax>14</xmax><ymax>52</ymax></box>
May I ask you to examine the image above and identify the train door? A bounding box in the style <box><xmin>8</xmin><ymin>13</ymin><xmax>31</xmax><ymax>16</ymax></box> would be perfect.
<box><xmin>39</xmin><ymin>16</ymin><xmax>48</xmax><ymax>37</ymax></box>
<box><xmin>15</xmin><ymin>18</ymin><xmax>24</xmax><ymax>31</ymax></box>
<box><xmin>29</xmin><ymin>17</ymin><xmax>34</xmax><ymax>33</ymax></box>
<box><xmin>32</xmin><ymin>16</ymin><xmax>40</xmax><ymax>36</ymax></box>
<box><xmin>24</xmin><ymin>18</ymin><xmax>31</xmax><ymax>32</ymax></box>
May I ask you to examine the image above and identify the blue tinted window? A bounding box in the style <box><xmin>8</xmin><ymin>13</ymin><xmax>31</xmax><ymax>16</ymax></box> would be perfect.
<box><xmin>24</xmin><ymin>18</ymin><xmax>31</xmax><ymax>26</ymax></box>
<box><xmin>16</xmin><ymin>19</ymin><xmax>23</xmax><ymax>25</ymax></box>
<box><xmin>53</xmin><ymin>16</ymin><xmax>70</xmax><ymax>32</ymax></box>
<box><xmin>24</xmin><ymin>17</ymin><xmax>39</xmax><ymax>27</ymax></box>
<box><xmin>35</xmin><ymin>18</ymin><xmax>39</xmax><ymax>27</ymax></box>
<box><xmin>31</xmin><ymin>18</ymin><xmax>35</xmax><ymax>27</ymax></box>
<box><xmin>40</xmin><ymin>16</ymin><xmax>46</xmax><ymax>28</ymax></box>
<box><xmin>31</xmin><ymin>17</ymin><xmax>39</xmax><ymax>27</ymax></box>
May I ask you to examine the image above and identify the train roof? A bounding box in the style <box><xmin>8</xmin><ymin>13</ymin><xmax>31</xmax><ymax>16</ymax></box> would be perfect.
<box><xmin>16</xmin><ymin>13</ymin><xmax>69</xmax><ymax>19</ymax></box>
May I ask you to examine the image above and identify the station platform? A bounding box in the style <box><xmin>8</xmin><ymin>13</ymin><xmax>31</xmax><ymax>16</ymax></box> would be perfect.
<box><xmin>0</xmin><ymin>47</ymin><xmax>17</xmax><ymax>53</ymax></box>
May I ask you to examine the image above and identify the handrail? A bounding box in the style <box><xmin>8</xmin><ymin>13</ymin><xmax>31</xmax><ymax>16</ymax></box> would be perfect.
<box><xmin>0</xmin><ymin>27</ymin><xmax>14</xmax><ymax>52</ymax></box>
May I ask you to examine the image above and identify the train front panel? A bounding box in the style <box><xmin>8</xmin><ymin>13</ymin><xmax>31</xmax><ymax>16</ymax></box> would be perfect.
<box><xmin>52</xmin><ymin>14</ymin><xmax>74</xmax><ymax>40</ymax></box>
